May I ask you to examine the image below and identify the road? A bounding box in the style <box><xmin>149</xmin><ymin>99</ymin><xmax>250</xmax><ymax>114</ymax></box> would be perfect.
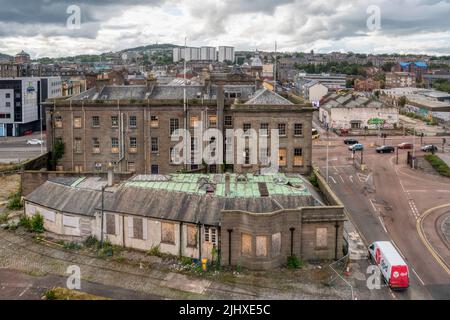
<box><xmin>0</xmin><ymin>132</ymin><xmax>46</xmax><ymax>163</ymax></box>
<box><xmin>312</xmin><ymin>129</ymin><xmax>450</xmax><ymax>300</ymax></box>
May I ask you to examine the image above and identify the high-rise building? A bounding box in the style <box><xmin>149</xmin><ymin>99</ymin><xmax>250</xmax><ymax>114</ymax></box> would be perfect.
<box><xmin>218</xmin><ymin>46</ymin><xmax>235</xmax><ymax>63</ymax></box>
<box><xmin>200</xmin><ymin>46</ymin><xmax>216</xmax><ymax>61</ymax></box>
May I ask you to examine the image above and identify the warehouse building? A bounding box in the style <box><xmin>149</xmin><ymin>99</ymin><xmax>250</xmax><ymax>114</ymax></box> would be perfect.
<box><xmin>24</xmin><ymin>172</ymin><xmax>346</xmax><ymax>270</ymax></box>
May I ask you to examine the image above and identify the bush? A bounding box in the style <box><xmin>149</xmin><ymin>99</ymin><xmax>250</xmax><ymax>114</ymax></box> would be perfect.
<box><xmin>84</xmin><ymin>235</ymin><xmax>99</xmax><ymax>248</ymax></box>
<box><xmin>287</xmin><ymin>255</ymin><xmax>303</xmax><ymax>269</ymax></box>
<box><xmin>425</xmin><ymin>154</ymin><xmax>450</xmax><ymax>177</ymax></box>
<box><xmin>19</xmin><ymin>215</ymin><xmax>32</xmax><ymax>230</ymax></box>
<box><xmin>309</xmin><ymin>172</ymin><xmax>319</xmax><ymax>188</ymax></box>
<box><xmin>30</xmin><ymin>214</ymin><xmax>45</xmax><ymax>233</ymax></box>
<box><xmin>44</xmin><ymin>288</ymin><xmax>57</xmax><ymax>300</ymax></box>
<box><xmin>0</xmin><ymin>212</ymin><xmax>9</xmax><ymax>224</ymax></box>
<box><xmin>7</xmin><ymin>192</ymin><xmax>22</xmax><ymax>210</ymax></box>
<box><xmin>64</xmin><ymin>242</ymin><xmax>82</xmax><ymax>250</ymax></box>
<box><xmin>147</xmin><ymin>245</ymin><xmax>163</xmax><ymax>257</ymax></box>
<box><xmin>180</xmin><ymin>256</ymin><xmax>194</xmax><ymax>266</ymax></box>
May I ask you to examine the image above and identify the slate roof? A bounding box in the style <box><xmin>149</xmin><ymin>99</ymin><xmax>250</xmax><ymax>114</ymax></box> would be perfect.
<box><xmin>26</xmin><ymin>181</ymin><xmax>102</xmax><ymax>217</ymax></box>
<box><xmin>245</xmin><ymin>88</ymin><xmax>293</xmax><ymax>105</ymax></box>
<box><xmin>25</xmin><ymin>174</ymin><xmax>321</xmax><ymax>226</ymax></box>
<box><xmin>149</xmin><ymin>85</ymin><xmax>204</xmax><ymax>100</ymax></box>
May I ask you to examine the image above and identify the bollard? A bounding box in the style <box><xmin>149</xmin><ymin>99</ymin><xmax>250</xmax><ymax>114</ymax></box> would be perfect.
<box><xmin>202</xmin><ymin>258</ymin><xmax>208</xmax><ymax>272</ymax></box>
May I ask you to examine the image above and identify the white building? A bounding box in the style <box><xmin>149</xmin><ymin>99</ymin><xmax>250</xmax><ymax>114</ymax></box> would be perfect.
<box><xmin>0</xmin><ymin>77</ymin><xmax>62</xmax><ymax>136</ymax></box>
<box><xmin>218</xmin><ymin>46</ymin><xmax>235</xmax><ymax>63</ymax></box>
<box><xmin>302</xmin><ymin>81</ymin><xmax>329</xmax><ymax>104</ymax></box>
<box><xmin>319</xmin><ymin>93</ymin><xmax>399</xmax><ymax>130</ymax></box>
<box><xmin>200</xmin><ymin>46</ymin><xmax>216</xmax><ymax>61</ymax></box>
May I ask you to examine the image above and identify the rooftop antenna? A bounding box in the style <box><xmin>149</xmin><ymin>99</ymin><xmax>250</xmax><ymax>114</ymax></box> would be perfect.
<box><xmin>274</xmin><ymin>41</ymin><xmax>277</xmax><ymax>93</ymax></box>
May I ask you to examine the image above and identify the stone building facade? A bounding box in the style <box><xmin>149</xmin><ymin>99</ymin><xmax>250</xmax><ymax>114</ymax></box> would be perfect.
<box><xmin>45</xmin><ymin>73</ymin><xmax>313</xmax><ymax>175</ymax></box>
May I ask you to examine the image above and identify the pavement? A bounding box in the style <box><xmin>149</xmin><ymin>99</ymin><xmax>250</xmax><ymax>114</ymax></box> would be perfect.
<box><xmin>312</xmin><ymin>131</ymin><xmax>450</xmax><ymax>300</ymax></box>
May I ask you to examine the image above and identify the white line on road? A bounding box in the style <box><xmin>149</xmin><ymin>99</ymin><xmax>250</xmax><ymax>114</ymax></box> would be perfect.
<box><xmin>330</xmin><ymin>176</ymin><xmax>337</xmax><ymax>184</ymax></box>
<box><xmin>411</xmin><ymin>268</ymin><xmax>425</xmax><ymax>286</ymax></box>
<box><xmin>369</xmin><ymin>199</ymin><xmax>377</xmax><ymax>212</ymax></box>
<box><xmin>378</xmin><ymin>216</ymin><xmax>388</xmax><ymax>233</ymax></box>
<box><xmin>339</xmin><ymin>175</ymin><xmax>345</xmax><ymax>183</ymax></box>
<box><xmin>349</xmin><ymin>175</ymin><xmax>354</xmax><ymax>183</ymax></box>
<box><xmin>18</xmin><ymin>284</ymin><xmax>31</xmax><ymax>297</ymax></box>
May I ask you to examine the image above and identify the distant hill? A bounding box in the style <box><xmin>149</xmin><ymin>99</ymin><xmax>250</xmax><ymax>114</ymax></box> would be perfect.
<box><xmin>0</xmin><ymin>53</ymin><xmax>13</xmax><ymax>61</ymax></box>
<box><xmin>121</xmin><ymin>43</ymin><xmax>180</xmax><ymax>53</ymax></box>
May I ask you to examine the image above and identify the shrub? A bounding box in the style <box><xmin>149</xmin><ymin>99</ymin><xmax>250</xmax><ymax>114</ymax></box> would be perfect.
<box><xmin>19</xmin><ymin>215</ymin><xmax>32</xmax><ymax>230</ymax></box>
<box><xmin>30</xmin><ymin>214</ymin><xmax>45</xmax><ymax>233</ymax></box>
<box><xmin>425</xmin><ymin>154</ymin><xmax>450</xmax><ymax>177</ymax></box>
<box><xmin>287</xmin><ymin>255</ymin><xmax>303</xmax><ymax>269</ymax></box>
<box><xmin>84</xmin><ymin>235</ymin><xmax>99</xmax><ymax>248</ymax></box>
<box><xmin>0</xmin><ymin>212</ymin><xmax>9</xmax><ymax>224</ymax></box>
<box><xmin>7</xmin><ymin>191</ymin><xmax>22</xmax><ymax>210</ymax></box>
<box><xmin>309</xmin><ymin>172</ymin><xmax>319</xmax><ymax>188</ymax></box>
<box><xmin>180</xmin><ymin>256</ymin><xmax>194</xmax><ymax>266</ymax></box>
<box><xmin>44</xmin><ymin>288</ymin><xmax>57</xmax><ymax>300</ymax></box>
<box><xmin>147</xmin><ymin>245</ymin><xmax>163</xmax><ymax>257</ymax></box>
<box><xmin>64</xmin><ymin>242</ymin><xmax>82</xmax><ymax>250</ymax></box>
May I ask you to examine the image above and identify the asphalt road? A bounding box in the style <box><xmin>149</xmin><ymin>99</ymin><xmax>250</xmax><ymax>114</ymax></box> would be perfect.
<box><xmin>312</xmin><ymin>132</ymin><xmax>450</xmax><ymax>300</ymax></box>
<box><xmin>0</xmin><ymin>133</ymin><xmax>46</xmax><ymax>163</ymax></box>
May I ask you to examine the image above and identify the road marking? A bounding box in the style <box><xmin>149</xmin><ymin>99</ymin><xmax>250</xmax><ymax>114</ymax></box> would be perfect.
<box><xmin>18</xmin><ymin>284</ymin><xmax>31</xmax><ymax>297</ymax></box>
<box><xmin>416</xmin><ymin>203</ymin><xmax>450</xmax><ymax>276</ymax></box>
<box><xmin>339</xmin><ymin>175</ymin><xmax>345</xmax><ymax>183</ymax></box>
<box><xmin>349</xmin><ymin>175</ymin><xmax>354</xmax><ymax>183</ymax></box>
<box><xmin>389</xmin><ymin>290</ymin><xmax>397</xmax><ymax>299</ymax></box>
<box><xmin>411</xmin><ymin>268</ymin><xmax>425</xmax><ymax>286</ymax></box>
<box><xmin>330</xmin><ymin>176</ymin><xmax>337</xmax><ymax>184</ymax></box>
<box><xmin>378</xmin><ymin>216</ymin><xmax>388</xmax><ymax>233</ymax></box>
<box><xmin>369</xmin><ymin>199</ymin><xmax>378</xmax><ymax>212</ymax></box>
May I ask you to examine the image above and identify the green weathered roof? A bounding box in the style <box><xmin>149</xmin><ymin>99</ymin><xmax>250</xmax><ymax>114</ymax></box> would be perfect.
<box><xmin>124</xmin><ymin>173</ymin><xmax>311</xmax><ymax>198</ymax></box>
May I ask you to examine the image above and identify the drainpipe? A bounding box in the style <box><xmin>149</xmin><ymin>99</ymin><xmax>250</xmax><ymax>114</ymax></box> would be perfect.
<box><xmin>227</xmin><ymin>229</ymin><xmax>233</xmax><ymax>266</ymax></box>
<box><xmin>179</xmin><ymin>222</ymin><xmax>183</xmax><ymax>258</ymax></box>
<box><xmin>290</xmin><ymin>227</ymin><xmax>295</xmax><ymax>256</ymax></box>
<box><xmin>100</xmin><ymin>185</ymin><xmax>105</xmax><ymax>246</ymax></box>
<box><xmin>122</xmin><ymin>214</ymin><xmax>126</xmax><ymax>248</ymax></box>
<box><xmin>335</xmin><ymin>222</ymin><xmax>339</xmax><ymax>260</ymax></box>
<box><xmin>198</xmin><ymin>222</ymin><xmax>202</xmax><ymax>261</ymax></box>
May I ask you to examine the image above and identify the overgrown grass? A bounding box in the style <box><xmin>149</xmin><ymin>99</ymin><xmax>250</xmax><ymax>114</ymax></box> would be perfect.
<box><xmin>0</xmin><ymin>212</ymin><xmax>9</xmax><ymax>224</ymax></box>
<box><xmin>7</xmin><ymin>191</ymin><xmax>22</xmax><ymax>210</ymax></box>
<box><xmin>18</xmin><ymin>214</ymin><xmax>45</xmax><ymax>233</ymax></box>
<box><xmin>309</xmin><ymin>172</ymin><xmax>319</xmax><ymax>188</ymax></box>
<box><xmin>425</xmin><ymin>154</ymin><xmax>450</xmax><ymax>177</ymax></box>
<box><xmin>44</xmin><ymin>287</ymin><xmax>109</xmax><ymax>300</ymax></box>
<box><xmin>287</xmin><ymin>255</ymin><xmax>304</xmax><ymax>269</ymax></box>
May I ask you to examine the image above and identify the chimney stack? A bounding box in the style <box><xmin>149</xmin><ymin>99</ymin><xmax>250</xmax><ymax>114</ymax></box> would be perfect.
<box><xmin>225</xmin><ymin>173</ymin><xmax>230</xmax><ymax>197</ymax></box>
<box><xmin>107</xmin><ymin>162</ymin><xmax>114</xmax><ymax>187</ymax></box>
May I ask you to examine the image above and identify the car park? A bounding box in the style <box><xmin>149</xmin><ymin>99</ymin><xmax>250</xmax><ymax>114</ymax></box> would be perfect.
<box><xmin>376</xmin><ymin>146</ymin><xmax>395</xmax><ymax>153</ymax></box>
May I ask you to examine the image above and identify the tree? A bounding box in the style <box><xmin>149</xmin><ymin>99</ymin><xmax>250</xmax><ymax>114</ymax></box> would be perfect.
<box><xmin>398</xmin><ymin>96</ymin><xmax>407</xmax><ymax>108</ymax></box>
<box><xmin>50</xmin><ymin>139</ymin><xmax>65</xmax><ymax>170</ymax></box>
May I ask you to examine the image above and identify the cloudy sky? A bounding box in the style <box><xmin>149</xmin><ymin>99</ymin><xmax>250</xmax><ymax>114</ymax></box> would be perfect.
<box><xmin>1</xmin><ymin>0</ymin><xmax>450</xmax><ymax>58</ymax></box>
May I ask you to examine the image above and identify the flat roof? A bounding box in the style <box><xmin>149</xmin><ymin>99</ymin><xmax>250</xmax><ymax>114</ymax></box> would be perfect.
<box><xmin>124</xmin><ymin>173</ymin><xmax>313</xmax><ymax>198</ymax></box>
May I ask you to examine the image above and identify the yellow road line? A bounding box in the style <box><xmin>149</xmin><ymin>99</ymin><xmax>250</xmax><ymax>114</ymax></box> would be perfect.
<box><xmin>416</xmin><ymin>203</ymin><xmax>450</xmax><ymax>276</ymax></box>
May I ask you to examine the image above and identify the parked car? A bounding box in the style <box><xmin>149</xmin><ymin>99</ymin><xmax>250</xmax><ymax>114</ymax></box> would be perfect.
<box><xmin>368</xmin><ymin>241</ymin><xmax>409</xmax><ymax>290</ymax></box>
<box><xmin>344</xmin><ymin>138</ymin><xmax>359</xmax><ymax>145</ymax></box>
<box><xmin>376</xmin><ymin>146</ymin><xmax>395</xmax><ymax>153</ymax></box>
<box><xmin>26</xmin><ymin>139</ymin><xmax>44</xmax><ymax>145</ymax></box>
<box><xmin>397</xmin><ymin>142</ymin><xmax>413</xmax><ymax>150</ymax></box>
<box><xmin>349</xmin><ymin>143</ymin><xmax>364</xmax><ymax>151</ymax></box>
<box><xmin>421</xmin><ymin>145</ymin><xmax>438</xmax><ymax>153</ymax></box>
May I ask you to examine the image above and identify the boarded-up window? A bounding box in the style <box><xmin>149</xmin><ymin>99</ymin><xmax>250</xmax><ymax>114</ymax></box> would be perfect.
<box><xmin>278</xmin><ymin>148</ymin><xmax>286</xmax><ymax>166</ymax></box>
<box><xmin>161</xmin><ymin>222</ymin><xmax>175</xmax><ymax>244</ymax></box>
<box><xmin>241</xmin><ymin>233</ymin><xmax>252</xmax><ymax>256</ymax></box>
<box><xmin>271</xmin><ymin>233</ymin><xmax>282</xmax><ymax>256</ymax></box>
<box><xmin>133</xmin><ymin>217</ymin><xmax>143</xmax><ymax>240</ymax></box>
<box><xmin>256</xmin><ymin>236</ymin><xmax>268</xmax><ymax>257</ymax></box>
<box><xmin>106</xmin><ymin>214</ymin><xmax>116</xmax><ymax>235</ymax></box>
<box><xmin>63</xmin><ymin>215</ymin><xmax>79</xmax><ymax>228</ymax></box>
<box><xmin>187</xmin><ymin>225</ymin><xmax>197</xmax><ymax>247</ymax></box>
<box><xmin>316</xmin><ymin>228</ymin><xmax>328</xmax><ymax>248</ymax></box>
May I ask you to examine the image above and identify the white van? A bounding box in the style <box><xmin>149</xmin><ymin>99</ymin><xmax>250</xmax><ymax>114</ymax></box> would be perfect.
<box><xmin>368</xmin><ymin>241</ymin><xmax>409</xmax><ymax>290</ymax></box>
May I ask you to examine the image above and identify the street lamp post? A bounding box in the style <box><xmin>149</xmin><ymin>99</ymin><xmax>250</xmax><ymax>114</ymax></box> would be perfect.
<box><xmin>326</xmin><ymin>141</ymin><xmax>330</xmax><ymax>183</ymax></box>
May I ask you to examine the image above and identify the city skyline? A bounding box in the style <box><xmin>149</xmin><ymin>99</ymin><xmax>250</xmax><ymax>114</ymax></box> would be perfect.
<box><xmin>0</xmin><ymin>0</ymin><xmax>450</xmax><ymax>58</ymax></box>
